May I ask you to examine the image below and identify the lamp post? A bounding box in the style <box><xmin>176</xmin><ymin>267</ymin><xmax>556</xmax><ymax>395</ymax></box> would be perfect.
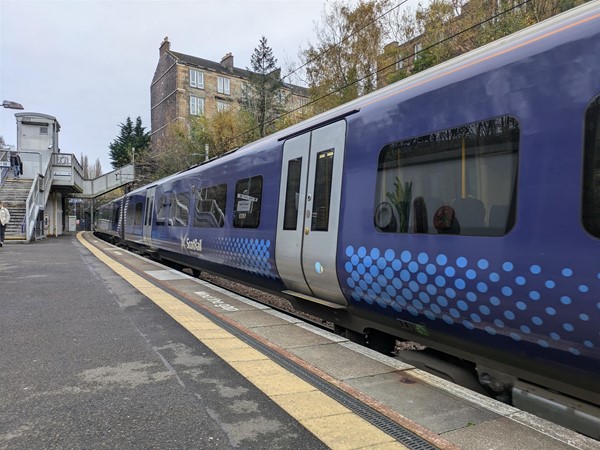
<box><xmin>1</xmin><ymin>100</ymin><xmax>24</xmax><ymax>178</ymax></box>
<box><xmin>2</xmin><ymin>100</ymin><xmax>24</xmax><ymax>110</ymax></box>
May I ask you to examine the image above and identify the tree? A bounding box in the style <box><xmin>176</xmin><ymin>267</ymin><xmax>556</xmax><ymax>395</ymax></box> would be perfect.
<box><xmin>379</xmin><ymin>0</ymin><xmax>589</xmax><ymax>84</ymax></box>
<box><xmin>140</xmin><ymin>109</ymin><xmax>257</xmax><ymax>181</ymax></box>
<box><xmin>301</xmin><ymin>0</ymin><xmax>389</xmax><ymax>113</ymax></box>
<box><xmin>79</xmin><ymin>153</ymin><xmax>103</xmax><ymax>179</ymax></box>
<box><xmin>108</xmin><ymin>116</ymin><xmax>150</xmax><ymax>168</ymax></box>
<box><xmin>242</xmin><ymin>36</ymin><xmax>285</xmax><ymax>137</ymax></box>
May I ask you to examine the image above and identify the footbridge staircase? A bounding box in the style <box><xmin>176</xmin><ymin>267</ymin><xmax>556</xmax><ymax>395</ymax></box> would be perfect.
<box><xmin>0</xmin><ymin>149</ymin><xmax>134</xmax><ymax>243</ymax></box>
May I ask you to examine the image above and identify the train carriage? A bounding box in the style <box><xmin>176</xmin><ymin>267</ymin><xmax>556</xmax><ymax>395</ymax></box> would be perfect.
<box><xmin>95</xmin><ymin>3</ymin><xmax>600</xmax><ymax>437</ymax></box>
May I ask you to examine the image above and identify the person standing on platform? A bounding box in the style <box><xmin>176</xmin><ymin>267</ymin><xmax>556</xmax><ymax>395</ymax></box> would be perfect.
<box><xmin>10</xmin><ymin>152</ymin><xmax>22</xmax><ymax>178</ymax></box>
<box><xmin>0</xmin><ymin>201</ymin><xmax>10</xmax><ymax>247</ymax></box>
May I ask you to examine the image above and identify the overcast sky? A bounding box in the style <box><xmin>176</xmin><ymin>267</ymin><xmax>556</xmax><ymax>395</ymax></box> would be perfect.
<box><xmin>0</xmin><ymin>0</ymin><xmax>327</xmax><ymax>172</ymax></box>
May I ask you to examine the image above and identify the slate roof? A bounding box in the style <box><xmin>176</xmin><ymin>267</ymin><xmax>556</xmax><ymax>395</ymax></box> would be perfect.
<box><xmin>170</xmin><ymin>51</ymin><xmax>252</xmax><ymax>78</ymax></box>
<box><xmin>169</xmin><ymin>50</ymin><xmax>309</xmax><ymax>98</ymax></box>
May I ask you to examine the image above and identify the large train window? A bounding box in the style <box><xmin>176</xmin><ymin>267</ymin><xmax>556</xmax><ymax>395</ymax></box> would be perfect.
<box><xmin>233</xmin><ymin>176</ymin><xmax>262</xmax><ymax>228</ymax></box>
<box><xmin>583</xmin><ymin>95</ymin><xmax>600</xmax><ymax>237</ymax></box>
<box><xmin>156</xmin><ymin>195</ymin><xmax>169</xmax><ymax>226</ymax></box>
<box><xmin>170</xmin><ymin>191</ymin><xmax>189</xmax><ymax>227</ymax></box>
<box><xmin>283</xmin><ymin>158</ymin><xmax>302</xmax><ymax>230</ymax></box>
<box><xmin>375</xmin><ymin>116</ymin><xmax>519</xmax><ymax>236</ymax></box>
<box><xmin>194</xmin><ymin>184</ymin><xmax>227</xmax><ymax>228</ymax></box>
<box><xmin>125</xmin><ymin>198</ymin><xmax>141</xmax><ymax>227</ymax></box>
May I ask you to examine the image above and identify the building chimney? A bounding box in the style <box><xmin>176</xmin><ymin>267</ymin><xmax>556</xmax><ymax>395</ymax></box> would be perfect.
<box><xmin>221</xmin><ymin>53</ymin><xmax>234</xmax><ymax>71</ymax></box>
<box><xmin>160</xmin><ymin>36</ymin><xmax>170</xmax><ymax>55</ymax></box>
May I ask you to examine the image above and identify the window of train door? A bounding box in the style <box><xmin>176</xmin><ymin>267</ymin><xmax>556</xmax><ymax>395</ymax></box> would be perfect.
<box><xmin>143</xmin><ymin>187</ymin><xmax>155</xmax><ymax>243</ymax></box>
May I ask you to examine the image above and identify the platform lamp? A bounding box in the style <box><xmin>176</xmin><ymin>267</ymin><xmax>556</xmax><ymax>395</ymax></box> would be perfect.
<box><xmin>2</xmin><ymin>100</ymin><xmax>24</xmax><ymax>110</ymax></box>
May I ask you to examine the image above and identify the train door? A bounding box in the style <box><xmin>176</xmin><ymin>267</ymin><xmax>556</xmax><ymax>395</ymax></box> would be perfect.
<box><xmin>275</xmin><ymin>120</ymin><xmax>348</xmax><ymax>307</ymax></box>
<box><xmin>143</xmin><ymin>186</ymin><xmax>156</xmax><ymax>246</ymax></box>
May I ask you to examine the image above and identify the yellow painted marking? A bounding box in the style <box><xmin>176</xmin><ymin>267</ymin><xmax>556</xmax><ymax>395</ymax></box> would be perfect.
<box><xmin>77</xmin><ymin>233</ymin><xmax>409</xmax><ymax>449</ymax></box>
<box><xmin>247</xmin><ymin>371</ymin><xmax>317</xmax><ymax>396</ymax></box>
<box><xmin>303</xmin><ymin>413</ymin><xmax>397</xmax><ymax>448</ymax></box>
<box><xmin>271</xmin><ymin>390</ymin><xmax>349</xmax><ymax>420</ymax></box>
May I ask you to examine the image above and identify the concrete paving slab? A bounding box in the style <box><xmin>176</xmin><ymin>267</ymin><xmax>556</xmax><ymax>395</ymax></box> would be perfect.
<box><xmin>145</xmin><ymin>269</ymin><xmax>188</xmax><ymax>280</ymax></box>
<box><xmin>250</xmin><ymin>323</ymin><xmax>337</xmax><ymax>349</ymax></box>
<box><xmin>441</xmin><ymin>416</ymin><xmax>586</xmax><ymax>450</ymax></box>
<box><xmin>345</xmin><ymin>371</ymin><xmax>498</xmax><ymax>435</ymax></box>
<box><xmin>289</xmin><ymin>342</ymin><xmax>397</xmax><ymax>380</ymax></box>
<box><xmin>225</xmin><ymin>309</ymin><xmax>292</xmax><ymax>328</ymax></box>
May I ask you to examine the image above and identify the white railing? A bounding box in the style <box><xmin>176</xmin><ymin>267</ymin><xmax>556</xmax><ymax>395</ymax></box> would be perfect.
<box><xmin>20</xmin><ymin>151</ymin><xmax>55</xmax><ymax>242</ymax></box>
<box><xmin>12</xmin><ymin>151</ymin><xmax>134</xmax><ymax>241</ymax></box>
<box><xmin>23</xmin><ymin>176</ymin><xmax>41</xmax><ymax>242</ymax></box>
<box><xmin>0</xmin><ymin>150</ymin><xmax>10</xmax><ymax>188</ymax></box>
<box><xmin>81</xmin><ymin>164</ymin><xmax>135</xmax><ymax>197</ymax></box>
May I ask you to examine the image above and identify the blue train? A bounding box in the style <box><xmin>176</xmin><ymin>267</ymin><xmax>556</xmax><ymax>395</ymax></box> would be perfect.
<box><xmin>95</xmin><ymin>3</ymin><xmax>600</xmax><ymax>437</ymax></box>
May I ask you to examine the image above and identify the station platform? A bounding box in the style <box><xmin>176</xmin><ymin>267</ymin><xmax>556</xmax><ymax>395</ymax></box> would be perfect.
<box><xmin>0</xmin><ymin>233</ymin><xmax>597</xmax><ymax>449</ymax></box>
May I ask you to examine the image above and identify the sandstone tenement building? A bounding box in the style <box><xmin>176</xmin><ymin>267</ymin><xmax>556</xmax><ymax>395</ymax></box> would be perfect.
<box><xmin>151</xmin><ymin>37</ymin><xmax>309</xmax><ymax>153</ymax></box>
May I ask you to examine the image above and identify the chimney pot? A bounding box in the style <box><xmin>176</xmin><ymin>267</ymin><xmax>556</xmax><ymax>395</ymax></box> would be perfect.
<box><xmin>160</xmin><ymin>36</ymin><xmax>170</xmax><ymax>54</ymax></box>
<box><xmin>220</xmin><ymin>52</ymin><xmax>234</xmax><ymax>71</ymax></box>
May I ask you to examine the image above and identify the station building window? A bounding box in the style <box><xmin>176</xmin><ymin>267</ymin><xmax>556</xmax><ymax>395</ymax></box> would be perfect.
<box><xmin>374</xmin><ymin>116</ymin><xmax>519</xmax><ymax>236</ymax></box>
<box><xmin>194</xmin><ymin>184</ymin><xmax>227</xmax><ymax>228</ymax></box>
<box><xmin>583</xmin><ymin>94</ymin><xmax>600</xmax><ymax>237</ymax></box>
<box><xmin>234</xmin><ymin>176</ymin><xmax>262</xmax><ymax>228</ymax></box>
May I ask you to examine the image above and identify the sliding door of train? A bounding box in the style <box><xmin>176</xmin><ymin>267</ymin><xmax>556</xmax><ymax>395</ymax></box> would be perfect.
<box><xmin>275</xmin><ymin>120</ymin><xmax>348</xmax><ymax>306</ymax></box>
<box><xmin>142</xmin><ymin>186</ymin><xmax>156</xmax><ymax>246</ymax></box>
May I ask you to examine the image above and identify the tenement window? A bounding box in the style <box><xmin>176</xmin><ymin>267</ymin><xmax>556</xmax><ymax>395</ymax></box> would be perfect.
<box><xmin>190</xmin><ymin>96</ymin><xmax>205</xmax><ymax>116</ymax></box>
<box><xmin>190</xmin><ymin>69</ymin><xmax>204</xmax><ymax>89</ymax></box>
<box><xmin>217</xmin><ymin>76</ymin><xmax>230</xmax><ymax>95</ymax></box>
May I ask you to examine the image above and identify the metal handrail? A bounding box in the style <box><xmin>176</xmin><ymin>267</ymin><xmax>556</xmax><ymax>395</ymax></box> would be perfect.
<box><xmin>0</xmin><ymin>150</ymin><xmax>10</xmax><ymax>189</ymax></box>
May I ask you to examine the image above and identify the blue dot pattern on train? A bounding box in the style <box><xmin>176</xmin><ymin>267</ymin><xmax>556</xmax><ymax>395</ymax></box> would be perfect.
<box><xmin>215</xmin><ymin>237</ymin><xmax>277</xmax><ymax>279</ymax></box>
<box><xmin>343</xmin><ymin>246</ymin><xmax>598</xmax><ymax>356</ymax></box>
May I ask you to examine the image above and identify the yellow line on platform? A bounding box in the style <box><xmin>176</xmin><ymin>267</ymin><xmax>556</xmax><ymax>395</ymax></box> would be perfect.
<box><xmin>77</xmin><ymin>233</ymin><xmax>408</xmax><ymax>450</ymax></box>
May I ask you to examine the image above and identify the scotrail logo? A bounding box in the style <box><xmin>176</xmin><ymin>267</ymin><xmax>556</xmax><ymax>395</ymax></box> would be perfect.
<box><xmin>185</xmin><ymin>238</ymin><xmax>203</xmax><ymax>252</ymax></box>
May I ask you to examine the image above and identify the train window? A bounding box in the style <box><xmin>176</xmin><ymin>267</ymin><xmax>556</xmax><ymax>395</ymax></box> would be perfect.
<box><xmin>156</xmin><ymin>195</ymin><xmax>169</xmax><ymax>226</ymax></box>
<box><xmin>134</xmin><ymin>201</ymin><xmax>143</xmax><ymax>225</ymax></box>
<box><xmin>283</xmin><ymin>158</ymin><xmax>302</xmax><ymax>230</ymax></box>
<box><xmin>234</xmin><ymin>176</ymin><xmax>262</xmax><ymax>228</ymax></box>
<box><xmin>583</xmin><ymin>95</ymin><xmax>600</xmax><ymax>237</ymax></box>
<box><xmin>375</xmin><ymin>116</ymin><xmax>519</xmax><ymax>236</ymax></box>
<box><xmin>125</xmin><ymin>198</ymin><xmax>135</xmax><ymax>227</ymax></box>
<box><xmin>112</xmin><ymin>205</ymin><xmax>120</xmax><ymax>226</ymax></box>
<box><xmin>194</xmin><ymin>184</ymin><xmax>227</xmax><ymax>228</ymax></box>
<box><xmin>170</xmin><ymin>191</ymin><xmax>189</xmax><ymax>227</ymax></box>
<box><xmin>312</xmin><ymin>149</ymin><xmax>334</xmax><ymax>231</ymax></box>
